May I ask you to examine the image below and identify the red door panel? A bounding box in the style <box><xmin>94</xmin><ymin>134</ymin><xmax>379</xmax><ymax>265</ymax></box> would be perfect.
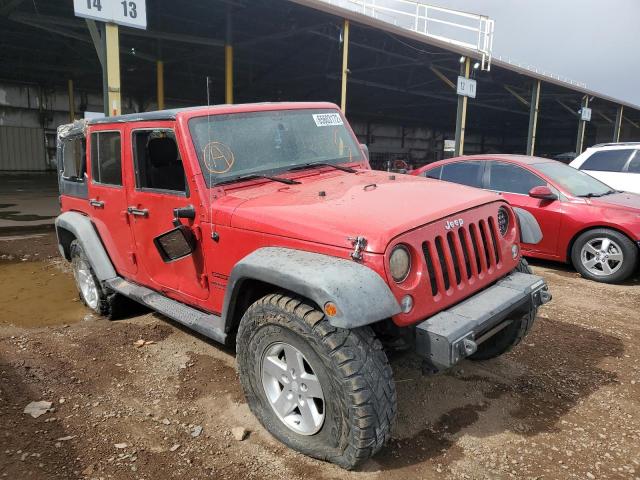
<box><xmin>123</xmin><ymin>123</ymin><xmax>209</xmax><ymax>303</ymax></box>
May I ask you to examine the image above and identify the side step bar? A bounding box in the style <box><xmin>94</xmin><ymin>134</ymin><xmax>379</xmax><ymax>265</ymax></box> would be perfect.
<box><xmin>105</xmin><ymin>277</ymin><xmax>227</xmax><ymax>344</ymax></box>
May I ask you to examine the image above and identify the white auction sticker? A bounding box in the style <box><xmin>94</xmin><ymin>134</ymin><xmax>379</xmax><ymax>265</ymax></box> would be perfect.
<box><xmin>312</xmin><ymin>113</ymin><xmax>344</xmax><ymax>127</ymax></box>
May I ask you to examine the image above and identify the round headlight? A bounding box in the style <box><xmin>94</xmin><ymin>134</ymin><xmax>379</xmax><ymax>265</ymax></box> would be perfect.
<box><xmin>497</xmin><ymin>207</ymin><xmax>510</xmax><ymax>236</ymax></box>
<box><xmin>389</xmin><ymin>245</ymin><xmax>411</xmax><ymax>283</ymax></box>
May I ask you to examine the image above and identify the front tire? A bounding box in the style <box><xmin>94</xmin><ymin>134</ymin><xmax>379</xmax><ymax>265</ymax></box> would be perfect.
<box><xmin>69</xmin><ymin>240</ymin><xmax>127</xmax><ymax>318</ymax></box>
<box><xmin>571</xmin><ymin>228</ymin><xmax>638</xmax><ymax>283</ymax></box>
<box><xmin>469</xmin><ymin>258</ymin><xmax>536</xmax><ymax>361</ymax></box>
<box><xmin>236</xmin><ymin>293</ymin><xmax>396</xmax><ymax>470</ymax></box>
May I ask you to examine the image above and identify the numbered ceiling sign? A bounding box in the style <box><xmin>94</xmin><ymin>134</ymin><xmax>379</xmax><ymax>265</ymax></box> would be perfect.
<box><xmin>73</xmin><ymin>0</ymin><xmax>147</xmax><ymax>30</ymax></box>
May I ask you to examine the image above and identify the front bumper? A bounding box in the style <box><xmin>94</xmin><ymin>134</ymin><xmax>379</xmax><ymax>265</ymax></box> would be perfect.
<box><xmin>415</xmin><ymin>271</ymin><xmax>551</xmax><ymax>371</ymax></box>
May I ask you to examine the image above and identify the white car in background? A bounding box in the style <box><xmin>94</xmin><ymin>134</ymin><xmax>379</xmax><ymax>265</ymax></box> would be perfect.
<box><xmin>570</xmin><ymin>143</ymin><xmax>640</xmax><ymax>194</ymax></box>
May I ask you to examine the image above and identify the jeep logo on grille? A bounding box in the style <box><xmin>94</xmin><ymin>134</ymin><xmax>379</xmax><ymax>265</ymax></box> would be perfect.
<box><xmin>445</xmin><ymin>218</ymin><xmax>464</xmax><ymax>230</ymax></box>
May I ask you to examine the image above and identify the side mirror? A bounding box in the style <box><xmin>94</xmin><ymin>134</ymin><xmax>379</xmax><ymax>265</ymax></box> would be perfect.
<box><xmin>153</xmin><ymin>225</ymin><xmax>196</xmax><ymax>262</ymax></box>
<box><xmin>529</xmin><ymin>185</ymin><xmax>558</xmax><ymax>201</ymax></box>
<box><xmin>360</xmin><ymin>143</ymin><xmax>369</xmax><ymax>161</ymax></box>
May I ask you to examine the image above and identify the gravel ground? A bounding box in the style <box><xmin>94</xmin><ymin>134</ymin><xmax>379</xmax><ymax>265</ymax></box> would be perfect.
<box><xmin>1</xmin><ymin>232</ymin><xmax>639</xmax><ymax>479</ymax></box>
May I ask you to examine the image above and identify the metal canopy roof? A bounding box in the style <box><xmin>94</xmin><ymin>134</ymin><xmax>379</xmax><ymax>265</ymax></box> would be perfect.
<box><xmin>291</xmin><ymin>0</ymin><xmax>640</xmax><ymax>111</ymax></box>
<box><xmin>1</xmin><ymin>0</ymin><xmax>638</xmax><ymax>154</ymax></box>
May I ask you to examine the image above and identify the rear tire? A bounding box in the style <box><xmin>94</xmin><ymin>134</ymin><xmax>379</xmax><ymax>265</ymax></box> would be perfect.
<box><xmin>571</xmin><ymin>228</ymin><xmax>637</xmax><ymax>284</ymax></box>
<box><xmin>469</xmin><ymin>258</ymin><xmax>536</xmax><ymax>361</ymax></box>
<box><xmin>236</xmin><ymin>293</ymin><xmax>396</xmax><ymax>470</ymax></box>
<box><xmin>69</xmin><ymin>240</ymin><xmax>128</xmax><ymax>319</ymax></box>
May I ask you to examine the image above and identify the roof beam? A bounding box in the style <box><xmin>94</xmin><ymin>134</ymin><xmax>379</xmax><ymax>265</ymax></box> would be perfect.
<box><xmin>9</xmin><ymin>13</ymin><xmax>225</xmax><ymax>48</ymax></box>
<box><xmin>556</xmin><ymin>100</ymin><xmax>579</xmax><ymax>117</ymax></box>
<box><xmin>504</xmin><ymin>85</ymin><xmax>530</xmax><ymax>108</ymax></box>
<box><xmin>429</xmin><ymin>65</ymin><xmax>456</xmax><ymax>90</ymax></box>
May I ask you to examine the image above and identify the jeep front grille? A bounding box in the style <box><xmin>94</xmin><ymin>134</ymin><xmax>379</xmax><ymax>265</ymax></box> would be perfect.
<box><xmin>422</xmin><ymin>217</ymin><xmax>502</xmax><ymax>296</ymax></box>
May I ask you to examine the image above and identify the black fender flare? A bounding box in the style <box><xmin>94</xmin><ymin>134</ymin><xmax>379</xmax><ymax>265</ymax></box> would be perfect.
<box><xmin>222</xmin><ymin>247</ymin><xmax>401</xmax><ymax>329</ymax></box>
<box><xmin>55</xmin><ymin>211</ymin><xmax>117</xmax><ymax>281</ymax></box>
<box><xmin>513</xmin><ymin>207</ymin><xmax>543</xmax><ymax>245</ymax></box>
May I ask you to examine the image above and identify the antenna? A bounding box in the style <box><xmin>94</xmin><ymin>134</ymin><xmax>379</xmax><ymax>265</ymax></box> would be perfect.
<box><xmin>206</xmin><ymin>76</ymin><xmax>216</xmax><ymax>239</ymax></box>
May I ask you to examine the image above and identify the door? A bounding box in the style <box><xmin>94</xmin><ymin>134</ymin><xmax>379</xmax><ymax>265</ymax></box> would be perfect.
<box><xmin>87</xmin><ymin>127</ymin><xmax>138</xmax><ymax>275</ymax></box>
<box><xmin>577</xmin><ymin>148</ymin><xmax>635</xmax><ymax>191</ymax></box>
<box><xmin>485</xmin><ymin>161</ymin><xmax>563</xmax><ymax>258</ymax></box>
<box><xmin>124</xmin><ymin>124</ymin><xmax>209</xmax><ymax>302</ymax></box>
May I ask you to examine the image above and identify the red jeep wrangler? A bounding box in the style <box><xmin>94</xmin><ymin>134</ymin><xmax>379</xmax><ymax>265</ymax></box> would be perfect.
<box><xmin>55</xmin><ymin>102</ymin><xmax>550</xmax><ymax>469</ymax></box>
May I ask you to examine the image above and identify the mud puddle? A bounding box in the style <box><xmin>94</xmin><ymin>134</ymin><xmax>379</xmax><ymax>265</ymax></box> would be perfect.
<box><xmin>0</xmin><ymin>260</ymin><xmax>87</xmax><ymax>328</ymax></box>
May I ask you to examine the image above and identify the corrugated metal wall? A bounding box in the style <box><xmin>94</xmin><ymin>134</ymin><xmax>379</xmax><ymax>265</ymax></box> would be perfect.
<box><xmin>0</xmin><ymin>126</ymin><xmax>47</xmax><ymax>171</ymax></box>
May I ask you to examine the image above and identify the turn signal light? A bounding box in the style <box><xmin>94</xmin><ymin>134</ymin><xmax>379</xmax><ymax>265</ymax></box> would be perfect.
<box><xmin>324</xmin><ymin>302</ymin><xmax>338</xmax><ymax>317</ymax></box>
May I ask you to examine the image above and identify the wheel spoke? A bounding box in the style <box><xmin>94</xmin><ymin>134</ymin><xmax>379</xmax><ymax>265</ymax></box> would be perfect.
<box><xmin>272</xmin><ymin>390</ymin><xmax>296</xmax><ymax>417</ymax></box>
<box><xmin>601</xmin><ymin>261</ymin><xmax>613</xmax><ymax>275</ymax></box>
<box><xmin>583</xmin><ymin>258</ymin><xmax>599</xmax><ymax>269</ymax></box>
<box><xmin>300</xmin><ymin>372</ymin><xmax>323</xmax><ymax>399</ymax></box>
<box><xmin>608</xmin><ymin>252</ymin><xmax>623</xmax><ymax>262</ymax></box>
<box><xmin>297</xmin><ymin>398</ymin><xmax>321</xmax><ymax>432</ymax></box>
<box><xmin>584</xmin><ymin>243</ymin><xmax>599</xmax><ymax>256</ymax></box>
<box><xmin>283</xmin><ymin>345</ymin><xmax>307</xmax><ymax>377</ymax></box>
<box><xmin>600</xmin><ymin>238</ymin><xmax>611</xmax><ymax>252</ymax></box>
<box><xmin>262</xmin><ymin>356</ymin><xmax>287</xmax><ymax>379</ymax></box>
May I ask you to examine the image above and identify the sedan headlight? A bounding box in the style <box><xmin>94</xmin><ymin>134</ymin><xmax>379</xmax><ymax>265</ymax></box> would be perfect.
<box><xmin>389</xmin><ymin>245</ymin><xmax>411</xmax><ymax>283</ymax></box>
<box><xmin>497</xmin><ymin>207</ymin><xmax>510</xmax><ymax>236</ymax></box>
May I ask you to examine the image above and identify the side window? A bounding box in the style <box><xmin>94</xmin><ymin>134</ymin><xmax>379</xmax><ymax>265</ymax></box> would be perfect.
<box><xmin>488</xmin><ymin>162</ymin><xmax>545</xmax><ymax>195</ymax></box>
<box><xmin>440</xmin><ymin>161</ymin><xmax>483</xmax><ymax>188</ymax></box>
<box><xmin>62</xmin><ymin>136</ymin><xmax>86</xmax><ymax>181</ymax></box>
<box><xmin>423</xmin><ymin>166</ymin><xmax>442</xmax><ymax>180</ymax></box>
<box><xmin>627</xmin><ymin>151</ymin><xmax>640</xmax><ymax>173</ymax></box>
<box><xmin>91</xmin><ymin>131</ymin><xmax>122</xmax><ymax>186</ymax></box>
<box><xmin>580</xmin><ymin>149</ymin><xmax>633</xmax><ymax>172</ymax></box>
<box><xmin>132</xmin><ymin>130</ymin><xmax>186</xmax><ymax>193</ymax></box>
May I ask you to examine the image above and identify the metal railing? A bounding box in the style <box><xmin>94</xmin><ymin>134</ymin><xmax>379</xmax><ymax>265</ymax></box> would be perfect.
<box><xmin>320</xmin><ymin>0</ymin><xmax>495</xmax><ymax>70</ymax></box>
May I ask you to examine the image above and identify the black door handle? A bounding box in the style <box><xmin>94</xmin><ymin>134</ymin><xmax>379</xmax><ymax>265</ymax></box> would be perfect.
<box><xmin>89</xmin><ymin>199</ymin><xmax>104</xmax><ymax>208</ymax></box>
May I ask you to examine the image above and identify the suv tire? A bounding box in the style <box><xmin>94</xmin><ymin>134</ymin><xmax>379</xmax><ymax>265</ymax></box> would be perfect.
<box><xmin>236</xmin><ymin>293</ymin><xmax>396</xmax><ymax>470</ymax></box>
<box><xmin>469</xmin><ymin>258</ymin><xmax>536</xmax><ymax>361</ymax></box>
<box><xmin>70</xmin><ymin>240</ymin><xmax>127</xmax><ymax>319</ymax></box>
<box><xmin>571</xmin><ymin>228</ymin><xmax>638</xmax><ymax>284</ymax></box>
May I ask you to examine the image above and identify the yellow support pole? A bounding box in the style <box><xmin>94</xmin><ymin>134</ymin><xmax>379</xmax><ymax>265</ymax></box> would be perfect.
<box><xmin>454</xmin><ymin>57</ymin><xmax>471</xmax><ymax>156</ymax></box>
<box><xmin>340</xmin><ymin>19</ymin><xmax>350</xmax><ymax>113</ymax></box>
<box><xmin>157</xmin><ymin>60</ymin><xmax>165</xmax><ymax>110</ymax></box>
<box><xmin>105</xmin><ymin>23</ymin><xmax>121</xmax><ymax>116</ymax></box>
<box><xmin>225</xmin><ymin>45</ymin><xmax>233</xmax><ymax>104</ymax></box>
<box><xmin>67</xmin><ymin>79</ymin><xmax>75</xmax><ymax>122</ymax></box>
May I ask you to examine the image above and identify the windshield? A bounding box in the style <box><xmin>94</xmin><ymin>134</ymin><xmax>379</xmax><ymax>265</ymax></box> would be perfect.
<box><xmin>188</xmin><ymin>109</ymin><xmax>362</xmax><ymax>185</ymax></box>
<box><xmin>535</xmin><ymin>161</ymin><xmax>614</xmax><ymax>197</ymax></box>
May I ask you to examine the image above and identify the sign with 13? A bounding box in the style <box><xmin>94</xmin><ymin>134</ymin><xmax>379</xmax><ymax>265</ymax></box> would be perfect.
<box><xmin>73</xmin><ymin>0</ymin><xmax>147</xmax><ymax>30</ymax></box>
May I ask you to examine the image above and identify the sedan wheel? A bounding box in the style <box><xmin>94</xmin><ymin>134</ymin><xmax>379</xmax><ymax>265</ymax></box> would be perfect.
<box><xmin>580</xmin><ymin>237</ymin><xmax>624</xmax><ymax>277</ymax></box>
<box><xmin>571</xmin><ymin>228</ymin><xmax>638</xmax><ymax>284</ymax></box>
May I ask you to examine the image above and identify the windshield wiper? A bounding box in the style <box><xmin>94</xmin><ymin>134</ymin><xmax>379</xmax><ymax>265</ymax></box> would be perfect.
<box><xmin>578</xmin><ymin>189</ymin><xmax>617</xmax><ymax>198</ymax></box>
<box><xmin>214</xmin><ymin>174</ymin><xmax>301</xmax><ymax>186</ymax></box>
<box><xmin>286</xmin><ymin>162</ymin><xmax>357</xmax><ymax>173</ymax></box>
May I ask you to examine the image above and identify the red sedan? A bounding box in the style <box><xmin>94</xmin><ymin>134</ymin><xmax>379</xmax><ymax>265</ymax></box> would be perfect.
<box><xmin>411</xmin><ymin>155</ymin><xmax>640</xmax><ymax>283</ymax></box>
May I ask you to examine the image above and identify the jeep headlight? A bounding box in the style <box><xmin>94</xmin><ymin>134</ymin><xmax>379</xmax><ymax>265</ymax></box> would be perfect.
<box><xmin>497</xmin><ymin>207</ymin><xmax>510</xmax><ymax>236</ymax></box>
<box><xmin>389</xmin><ymin>245</ymin><xmax>411</xmax><ymax>283</ymax></box>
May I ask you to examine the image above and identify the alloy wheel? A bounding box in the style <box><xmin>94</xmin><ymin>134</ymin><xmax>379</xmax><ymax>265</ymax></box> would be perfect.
<box><xmin>261</xmin><ymin>342</ymin><xmax>325</xmax><ymax>435</ymax></box>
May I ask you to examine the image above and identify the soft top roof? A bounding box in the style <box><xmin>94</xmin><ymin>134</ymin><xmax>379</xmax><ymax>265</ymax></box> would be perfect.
<box><xmin>87</xmin><ymin>101</ymin><xmax>339</xmax><ymax>125</ymax></box>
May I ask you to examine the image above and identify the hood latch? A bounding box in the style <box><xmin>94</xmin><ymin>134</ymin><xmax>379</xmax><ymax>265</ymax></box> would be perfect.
<box><xmin>348</xmin><ymin>236</ymin><xmax>367</xmax><ymax>261</ymax></box>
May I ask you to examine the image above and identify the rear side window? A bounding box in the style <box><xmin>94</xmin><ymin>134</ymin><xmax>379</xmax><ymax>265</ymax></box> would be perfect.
<box><xmin>440</xmin><ymin>161</ymin><xmax>483</xmax><ymax>188</ymax></box>
<box><xmin>627</xmin><ymin>152</ymin><xmax>640</xmax><ymax>173</ymax></box>
<box><xmin>580</xmin><ymin>149</ymin><xmax>633</xmax><ymax>172</ymax></box>
<box><xmin>90</xmin><ymin>131</ymin><xmax>122</xmax><ymax>185</ymax></box>
<box><xmin>61</xmin><ymin>136</ymin><xmax>86</xmax><ymax>181</ymax></box>
<box><xmin>423</xmin><ymin>166</ymin><xmax>442</xmax><ymax>180</ymax></box>
<box><xmin>488</xmin><ymin>162</ymin><xmax>545</xmax><ymax>195</ymax></box>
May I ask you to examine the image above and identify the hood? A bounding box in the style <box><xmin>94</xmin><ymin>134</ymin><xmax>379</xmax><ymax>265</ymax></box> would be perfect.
<box><xmin>224</xmin><ymin>169</ymin><xmax>500</xmax><ymax>253</ymax></box>
<box><xmin>587</xmin><ymin>191</ymin><xmax>640</xmax><ymax>211</ymax></box>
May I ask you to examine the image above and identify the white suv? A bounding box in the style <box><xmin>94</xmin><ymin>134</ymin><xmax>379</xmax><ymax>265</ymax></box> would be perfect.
<box><xmin>570</xmin><ymin>143</ymin><xmax>640</xmax><ymax>194</ymax></box>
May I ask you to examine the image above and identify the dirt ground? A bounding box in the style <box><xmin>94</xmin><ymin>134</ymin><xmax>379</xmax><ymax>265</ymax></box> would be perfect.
<box><xmin>1</xmin><ymin>232</ymin><xmax>639</xmax><ymax>480</ymax></box>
